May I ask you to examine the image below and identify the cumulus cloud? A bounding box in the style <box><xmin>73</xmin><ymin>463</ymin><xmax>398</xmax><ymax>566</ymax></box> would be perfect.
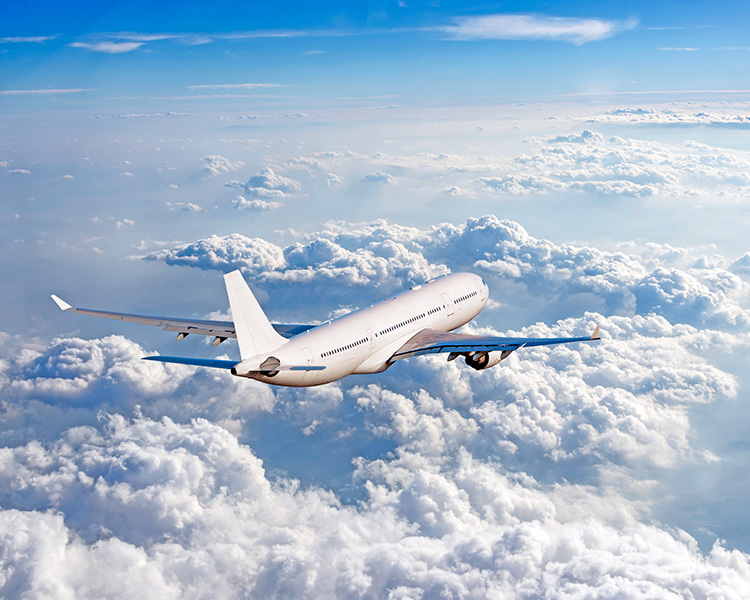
<box><xmin>225</xmin><ymin>167</ymin><xmax>301</xmax><ymax>199</ymax></box>
<box><xmin>232</xmin><ymin>195</ymin><xmax>283</xmax><ymax>211</ymax></box>
<box><xmin>145</xmin><ymin>231</ymin><xmax>442</xmax><ymax>313</ymax></box>
<box><xmin>202</xmin><ymin>154</ymin><xmax>244</xmax><ymax>175</ymax></box>
<box><xmin>150</xmin><ymin>215</ymin><xmax>746</xmax><ymax>329</ymax></box>
<box><xmin>480</xmin><ymin>131</ymin><xmax>750</xmax><ymax>199</ymax></box>
<box><xmin>361</xmin><ymin>171</ymin><xmax>394</xmax><ymax>184</ymax></box>
<box><xmin>0</xmin><ymin>334</ymin><xmax>275</xmax><ymax>443</ymax></box>
<box><xmin>589</xmin><ymin>107</ymin><xmax>750</xmax><ymax>125</ymax></box>
<box><xmin>0</xmin><ymin>402</ymin><xmax>748</xmax><ymax>598</ymax></box>
<box><xmin>287</xmin><ymin>131</ymin><xmax>750</xmax><ymax>202</ymax></box>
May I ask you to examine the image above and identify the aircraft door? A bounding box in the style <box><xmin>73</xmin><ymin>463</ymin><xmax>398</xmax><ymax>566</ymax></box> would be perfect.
<box><xmin>442</xmin><ymin>293</ymin><xmax>454</xmax><ymax>316</ymax></box>
<box><xmin>367</xmin><ymin>329</ymin><xmax>375</xmax><ymax>349</ymax></box>
<box><xmin>302</xmin><ymin>347</ymin><xmax>313</xmax><ymax>365</ymax></box>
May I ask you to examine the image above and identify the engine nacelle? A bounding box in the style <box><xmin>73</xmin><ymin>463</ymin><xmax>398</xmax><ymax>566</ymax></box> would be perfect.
<box><xmin>231</xmin><ymin>355</ymin><xmax>280</xmax><ymax>377</ymax></box>
<box><xmin>464</xmin><ymin>350</ymin><xmax>512</xmax><ymax>370</ymax></box>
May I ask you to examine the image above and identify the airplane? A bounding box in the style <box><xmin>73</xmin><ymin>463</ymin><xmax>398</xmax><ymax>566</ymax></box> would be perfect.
<box><xmin>51</xmin><ymin>271</ymin><xmax>600</xmax><ymax>387</ymax></box>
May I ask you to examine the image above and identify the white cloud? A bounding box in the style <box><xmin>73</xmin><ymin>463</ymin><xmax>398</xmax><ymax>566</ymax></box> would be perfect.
<box><xmin>225</xmin><ymin>166</ymin><xmax>301</xmax><ymax>199</ymax></box>
<box><xmin>232</xmin><ymin>195</ymin><xmax>283</xmax><ymax>211</ymax></box>
<box><xmin>0</xmin><ymin>407</ymin><xmax>748</xmax><ymax>598</ymax></box>
<box><xmin>326</xmin><ymin>172</ymin><xmax>343</xmax><ymax>186</ymax></box>
<box><xmin>485</xmin><ymin>131</ymin><xmax>750</xmax><ymax>199</ymax></box>
<box><xmin>201</xmin><ymin>154</ymin><xmax>244</xmax><ymax>175</ymax></box>
<box><xmin>588</xmin><ymin>107</ymin><xmax>750</xmax><ymax>125</ymax></box>
<box><xmin>115</xmin><ymin>219</ymin><xmax>135</xmax><ymax>229</ymax></box>
<box><xmin>361</xmin><ymin>171</ymin><xmax>394</xmax><ymax>184</ymax></box>
<box><xmin>288</xmin><ymin>132</ymin><xmax>750</xmax><ymax>202</ymax></box>
<box><xmin>189</xmin><ymin>83</ymin><xmax>284</xmax><ymax>90</ymax></box>
<box><xmin>69</xmin><ymin>41</ymin><xmax>144</xmax><ymax>54</ymax></box>
<box><xmin>142</xmin><ymin>215</ymin><xmax>750</xmax><ymax>329</ymax></box>
<box><xmin>0</xmin><ymin>36</ymin><xmax>57</xmax><ymax>43</ymax></box>
<box><xmin>441</xmin><ymin>14</ymin><xmax>637</xmax><ymax>45</ymax></box>
<box><xmin>0</xmin><ymin>88</ymin><xmax>92</xmax><ymax>96</ymax></box>
<box><xmin>146</xmin><ymin>233</ymin><xmax>286</xmax><ymax>274</ymax></box>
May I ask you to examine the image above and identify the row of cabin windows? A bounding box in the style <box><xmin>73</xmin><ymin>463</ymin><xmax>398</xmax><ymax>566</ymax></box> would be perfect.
<box><xmin>321</xmin><ymin>337</ymin><xmax>368</xmax><ymax>358</ymax></box>
<box><xmin>455</xmin><ymin>290</ymin><xmax>478</xmax><ymax>303</ymax></box>
<box><xmin>377</xmin><ymin>306</ymin><xmax>441</xmax><ymax>337</ymax></box>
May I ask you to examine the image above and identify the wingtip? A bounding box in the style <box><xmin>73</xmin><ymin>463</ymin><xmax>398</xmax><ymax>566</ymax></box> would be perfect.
<box><xmin>591</xmin><ymin>324</ymin><xmax>601</xmax><ymax>340</ymax></box>
<box><xmin>51</xmin><ymin>294</ymin><xmax>72</xmax><ymax>311</ymax></box>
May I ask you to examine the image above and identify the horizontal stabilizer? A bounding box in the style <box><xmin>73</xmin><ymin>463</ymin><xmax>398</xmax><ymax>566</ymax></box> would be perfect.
<box><xmin>143</xmin><ymin>356</ymin><xmax>326</xmax><ymax>372</ymax></box>
<box><xmin>51</xmin><ymin>295</ymin><xmax>72</xmax><ymax>311</ymax></box>
<box><xmin>142</xmin><ymin>356</ymin><xmax>239</xmax><ymax>370</ymax></box>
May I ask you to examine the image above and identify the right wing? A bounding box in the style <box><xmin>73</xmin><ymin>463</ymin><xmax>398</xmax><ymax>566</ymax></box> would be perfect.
<box><xmin>50</xmin><ymin>295</ymin><xmax>314</xmax><ymax>342</ymax></box>
<box><xmin>390</xmin><ymin>325</ymin><xmax>601</xmax><ymax>361</ymax></box>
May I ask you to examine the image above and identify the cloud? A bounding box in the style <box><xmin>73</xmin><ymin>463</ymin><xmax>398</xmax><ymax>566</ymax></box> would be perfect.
<box><xmin>441</xmin><ymin>14</ymin><xmax>637</xmax><ymax>45</ymax></box>
<box><xmin>0</xmin><ymin>333</ymin><xmax>275</xmax><ymax>443</ymax></box>
<box><xmin>225</xmin><ymin>167</ymin><xmax>301</xmax><ymax>199</ymax></box>
<box><xmin>480</xmin><ymin>131</ymin><xmax>750</xmax><ymax>199</ymax></box>
<box><xmin>201</xmin><ymin>155</ymin><xmax>244</xmax><ymax>175</ymax></box>
<box><xmin>0</xmin><ymin>36</ymin><xmax>57</xmax><ymax>43</ymax></box>
<box><xmin>0</xmin><ymin>89</ymin><xmax>92</xmax><ymax>96</ymax></box>
<box><xmin>143</xmin><ymin>215</ymin><xmax>750</xmax><ymax>329</ymax></box>
<box><xmin>284</xmin><ymin>132</ymin><xmax>750</xmax><ymax>203</ymax></box>
<box><xmin>361</xmin><ymin>171</ymin><xmax>394</xmax><ymax>184</ymax></box>
<box><xmin>189</xmin><ymin>83</ymin><xmax>285</xmax><ymax>90</ymax></box>
<box><xmin>0</xmin><ymin>405</ymin><xmax>748</xmax><ymax>598</ymax></box>
<box><xmin>232</xmin><ymin>195</ymin><xmax>283</xmax><ymax>211</ymax></box>
<box><xmin>69</xmin><ymin>41</ymin><xmax>144</xmax><ymax>53</ymax></box>
<box><xmin>5</xmin><ymin>208</ymin><xmax>750</xmax><ymax>595</ymax></box>
<box><xmin>588</xmin><ymin>107</ymin><xmax>750</xmax><ymax>125</ymax></box>
<box><xmin>115</xmin><ymin>219</ymin><xmax>134</xmax><ymax>229</ymax></box>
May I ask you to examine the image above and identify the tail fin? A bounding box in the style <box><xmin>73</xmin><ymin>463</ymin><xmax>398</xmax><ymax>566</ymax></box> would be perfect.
<box><xmin>224</xmin><ymin>270</ymin><xmax>286</xmax><ymax>359</ymax></box>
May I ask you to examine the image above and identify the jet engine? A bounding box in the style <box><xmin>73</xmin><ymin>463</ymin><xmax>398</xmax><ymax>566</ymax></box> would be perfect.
<box><xmin>464</xmin><ymin>350</ymin><xmax>512</xmax><ymax>370</ymax></box>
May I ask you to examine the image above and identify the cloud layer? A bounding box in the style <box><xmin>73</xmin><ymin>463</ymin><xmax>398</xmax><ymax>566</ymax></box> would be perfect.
<box><xmin>145</xmin><ymin>215</ymin><xmax>750</xmax><ymax>329</ymax></box>
<box><xmin>4</xmin><ymin>213</ymin><xmax>750</xmax><ymax>596</ymax></box>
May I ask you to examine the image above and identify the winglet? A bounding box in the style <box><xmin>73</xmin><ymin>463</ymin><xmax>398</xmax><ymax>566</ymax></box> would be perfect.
<box><xmin>51</xmin><ymin>294</ymin><xmax>72</xmax><ymax>311</ymax></box>
<box><xmin>590</xmin><ymin>324</ymin><xmax>601</xmax><ymax>340</ymax></box>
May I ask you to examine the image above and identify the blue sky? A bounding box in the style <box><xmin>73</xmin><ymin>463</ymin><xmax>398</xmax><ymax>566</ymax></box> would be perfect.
<box><xmin>4</xmin><ymin>1</ymin><xmax>750</xmax><ymax>107</ymax></box>
<box><xmin>3</xmin><ymin>2</ymin><xmax>750</xmax><ymax>597</ymax></box>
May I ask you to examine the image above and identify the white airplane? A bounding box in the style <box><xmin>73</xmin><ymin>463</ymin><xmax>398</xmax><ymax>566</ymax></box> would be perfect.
<box><xmin>52</xmin><ymin>271</ymin><xmax>600</xmax><ymax>387</ymax></box>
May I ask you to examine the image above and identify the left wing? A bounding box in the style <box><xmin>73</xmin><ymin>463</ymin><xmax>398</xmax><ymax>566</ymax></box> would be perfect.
<box><xmin>391</xmin><ymin>325</ymin><xmax>601</xmax><ymax>361</ymax></box>
<box><xmin>50</xmin><ymin>295</ymin><xmax>314</xmax><ymax>343</ymax></box>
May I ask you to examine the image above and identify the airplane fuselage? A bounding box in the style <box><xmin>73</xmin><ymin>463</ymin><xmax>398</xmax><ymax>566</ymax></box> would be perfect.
<box><xmin>243</xmin><ymin>273</ymin><xmax>488</xmax><ymax>386</ymax></box>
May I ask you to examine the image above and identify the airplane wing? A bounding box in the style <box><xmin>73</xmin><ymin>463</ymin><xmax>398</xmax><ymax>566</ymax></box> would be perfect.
<box><xmin>390</xmin><ymin>325</ymin><xmax>601</xmax><ymax>361</ymax></box>
<box><xmin>50</xmin><ymin>295</ymin><xmax>315</xmax><ymax>343</ymax></box>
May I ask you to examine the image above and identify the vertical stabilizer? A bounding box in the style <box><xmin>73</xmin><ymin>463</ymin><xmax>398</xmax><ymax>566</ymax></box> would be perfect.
<box><xmin>224</xmin><ymin>270</ymin><xmax>286</xmax><ymax>359</ymax></box>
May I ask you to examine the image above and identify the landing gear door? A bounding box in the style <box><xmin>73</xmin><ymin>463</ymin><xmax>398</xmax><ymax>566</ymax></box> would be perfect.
<box><xmin>442</xmin><ymin>293</ymin><xmax>454</xmax><ymax>316</ymax></box>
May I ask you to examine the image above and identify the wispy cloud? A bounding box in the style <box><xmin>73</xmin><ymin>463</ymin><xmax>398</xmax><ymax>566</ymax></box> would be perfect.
<box><xmin>0</xmin><ymin>88</ymin><xmax>92</xmax><ymax>96</ymax></box>
<box><xmin>188</xmin><ymin>83</ymin><xmax>286</xmax><ymax>90</ymax></box>
<box><xmin>0</xmin><ymin>35</ymin><xmax>57</xmax><ymax>43</ymax></box>
<box><xmin>659</xmin><ymin>46</ymin><xmax>750</xmax><ymax>52</ymax></box>
<box><xmin>441</xmin><ymin>14</ymin><xmax>637</xmax><ymax>45</ymax></box>
<box><xmin>69</xmin><ymin>41</ymin><xmax>144</xmax><ymax>53</ymax></box>
<box><xmin>108</xmin><ymin>33</ymin><xmax>185</xmax><ymax>42</ymax></box>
